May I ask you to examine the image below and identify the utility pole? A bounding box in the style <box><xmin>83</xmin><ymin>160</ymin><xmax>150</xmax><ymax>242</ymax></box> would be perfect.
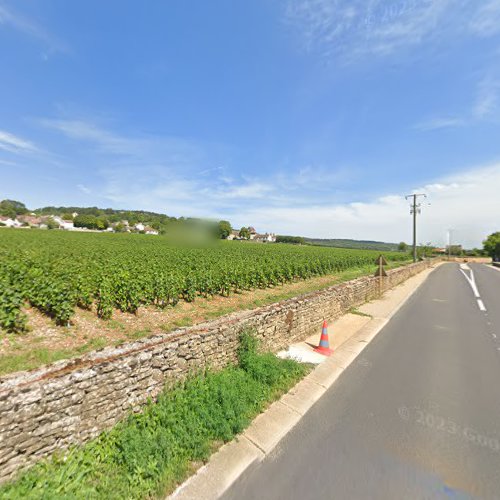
<box><xmin>405</xmin><ymin>193</ymin><xmax>427</xmax><ymax>263</ymax></box>
<box><xmin>448</xmin><ymin>228</ymin><xmax>453</xmax><ymax>261</ymax></box>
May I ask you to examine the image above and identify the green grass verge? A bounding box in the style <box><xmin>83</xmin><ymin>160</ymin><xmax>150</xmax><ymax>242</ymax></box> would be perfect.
<box><xmin>1</xmin><ymin>333</ymin><xmax>309</xmax><ymax>499</ymax></box>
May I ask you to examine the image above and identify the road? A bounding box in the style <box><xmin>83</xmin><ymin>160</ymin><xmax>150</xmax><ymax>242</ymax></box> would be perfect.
<box><xmin>222</xmin><ymin>263</ymin><xmax>500</xmax><ymax>500</ymax></box>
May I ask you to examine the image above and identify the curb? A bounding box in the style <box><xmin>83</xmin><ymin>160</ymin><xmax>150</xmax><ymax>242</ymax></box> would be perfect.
<box><xmin>169</xmin><ymin>264</ymin><xmax>440</xmax><ymax>500</ymax></box>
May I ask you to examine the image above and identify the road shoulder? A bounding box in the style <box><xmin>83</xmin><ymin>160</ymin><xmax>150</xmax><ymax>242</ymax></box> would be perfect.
<box><xmin>169</xmin><ymin>263</ymin><xmax>442</xmax><ymax>500</ymax></box>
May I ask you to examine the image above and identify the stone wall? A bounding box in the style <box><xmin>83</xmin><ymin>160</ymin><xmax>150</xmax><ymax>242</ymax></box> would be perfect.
<box><xmin>0</xmin><ymin>260</ymin><xmax>432</xmax><ymax>483</ymax></box>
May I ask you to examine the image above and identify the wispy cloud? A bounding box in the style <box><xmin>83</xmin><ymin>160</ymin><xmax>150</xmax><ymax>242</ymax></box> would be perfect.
<box><xmin>0</xmin><ymin>129</ymin><xmax>37</xmax><ymax>154</ymax></box>
<box><xmin>285</xmin><ymin>0</ymin><xmax>456</xmax><ymax>60</ymax></box>
<box><xmin>473</xmin><ymin>76</ymin><xmax>500</xmax><ymax>119</ymax></box>
<box><xmin>416</xmin><ymin>74</ymin><xmax>500</xmax><ymax>130</ymax></box>
<box><xmin>77</xmin><ymin>184</ymin><xmax>91</xmax><ymax>195</ymax></box>
<box><xmin>414</xmin><ymin>116</ymin><xmax>465</xmax><ymax>131</ymax></box>
<box><xmin>0</xmin><ymin>2</ymin><xmax>69</xmax><ymax>56</ymax></box>
<box><xmin>285</xmin><ymin>0</ymin><xmax>500</xmax><ymax>62</ymax></box>
<box><xmin>469</xmin><ymin>0</ymin><xmax>500</xmax><ymax>37</ymax></box>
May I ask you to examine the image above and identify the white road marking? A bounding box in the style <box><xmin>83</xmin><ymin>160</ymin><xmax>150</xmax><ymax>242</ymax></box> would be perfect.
<box><xmin>477</xmin><ymin>299</ymin><xmax>487</xmax><ymax>311</ymax></box>
<box><xmin>460</xmin><ymin>263</ymin><xmax>471</xmax><ymax>270</ymax></box>
<box><xmin>492</xmin><ymin>334</ymin><xmax>497</xmax><ymax>339</ymax></box>
<box><xmin>459</xmin><ymin>268</ymin><xmax>481</xmax><ymax>298</ymax></box>
<box><xmin>432</xmin><ymin>298</ymin><xmax>447</xmax><ymax>302</ymax></box>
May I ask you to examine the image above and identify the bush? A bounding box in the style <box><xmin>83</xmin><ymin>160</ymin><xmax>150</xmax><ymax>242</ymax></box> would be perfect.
<box><xmin>0</xmin><ymin>333</ymin><xmax>309</xmax><ymax>499</ymax></box>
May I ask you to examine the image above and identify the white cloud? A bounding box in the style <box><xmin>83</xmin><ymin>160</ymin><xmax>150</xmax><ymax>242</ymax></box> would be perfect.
<box><xmin>37</xmin><ymin>116</ymin><xmax>499</xmax><ymax>247</ymax></box>
<box><xmin>0</xmin><ymin>130</ymin><xmax>37</xmax><ymax>154</ymax></box>
<box><xmin>95</xmin><ymin>158</ymin><xmax>500</xmax><ymax>248</ymax></box>
<box><xmin>0</xmin><ymin>3</ymin><xmax>68</xmax><ymax>55</ymax></box>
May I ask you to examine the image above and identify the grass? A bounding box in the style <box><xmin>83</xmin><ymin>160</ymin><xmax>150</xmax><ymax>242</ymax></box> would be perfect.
<box><xmin>0</xmin><ymin>347</ymin><xmax>75</xmax><ymax>375</ymax></box>
<box><xmin>0</xmin><ymin>333</ymin><xmax>310</xmax><ymax>499</ymax></box>
<box><xmin>348</xmin><ymin>308</ymin><xmax>373</xmax><ymax>318</ymax></box>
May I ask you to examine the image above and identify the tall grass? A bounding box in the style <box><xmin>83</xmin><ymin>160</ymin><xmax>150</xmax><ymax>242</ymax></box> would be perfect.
<box><xmin>1</xmin><ymin>333</ymin><xmax>309</xmax><ymax>499</ymax></box>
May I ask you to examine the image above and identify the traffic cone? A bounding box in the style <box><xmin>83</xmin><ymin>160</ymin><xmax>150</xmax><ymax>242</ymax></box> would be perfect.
<box><xmin>314</xmin><ymin>320</ymin><xmax>333</xmax><ymax>356</ymax></box>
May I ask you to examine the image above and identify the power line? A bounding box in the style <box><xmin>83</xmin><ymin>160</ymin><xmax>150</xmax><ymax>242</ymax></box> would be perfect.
<box><xmin>405</xmin><ymin>193</ymin><xmax>427</xmax><ymax>263</ymax></box>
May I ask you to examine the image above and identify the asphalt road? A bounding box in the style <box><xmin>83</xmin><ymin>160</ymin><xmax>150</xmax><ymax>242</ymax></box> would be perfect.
<box><xmin>222</xmin><ymin>263</ymin><xmax>500</xmax><ymax>500</ymax></box>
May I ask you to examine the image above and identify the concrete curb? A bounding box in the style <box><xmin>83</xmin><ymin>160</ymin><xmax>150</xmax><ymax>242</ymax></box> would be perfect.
<box><xmin>169</xmin><ymin>264</ymin><xmax>441</xmax><ymax>500</ymax></box>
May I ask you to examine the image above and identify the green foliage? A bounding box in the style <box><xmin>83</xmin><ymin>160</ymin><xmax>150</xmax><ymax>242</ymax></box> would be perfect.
<box><xmin>0</xmin><ymin>199</ymin><xmax>28</xmax><ymax>218</ymax></box>
<box><xmin>35</xmin><ymin>204</ymin><xmax>178</xmax><ymax>234</ymax></box>
<box><xmin>398</xmin><ymin>242</ymin><xmax>408</xmax><ymax>252</ymax></box>
<box><xmin>0</xmin><ymin>335</ymin><xmax>308</xmax><ymax>499</ymax></box>
<box><xmin>306</xmin><ymin>238</ymin><xmax>400</xmax><ymax>251</ymax></box>
<box><xmin>72</xmin><ymin>214</ymin><xmax>109</xmax><ymax>230</ymax></box>
<box><xmin>276</xmin><ymin>235</ymin><xmax>305</xmax><ymax>245</ymax></box>
<box><xmin>0</xmin><ymin>230</ymin><xmax>410</xmax><ymax>332</ymax></box>
<box><xmin>218</xmin><ymin>220</ymin><xmax>232</xmax><ymax>239</ymax></box>
<box><xmin>45</xmin><ymin>217</ymin><xmax>59</xmax><ymax>230</ymax></box>
<box><xmin>416</xmin><ymin>243</ymin><xmax>435</xmax><ymax>259</ymax></box>
<box><xmin>483</xmin><ymin>232</ymin><xmax>500</xmax><ymax>260</ymax></box>
<box><xmin>0</xmin><ymin>275</ymin><xmax>27</xmax><ymax>333</ymax></box>
<box><xmin>239</xmin><ymin>227</ymin><xmax>250</xmax><ymax>239</ymax></box>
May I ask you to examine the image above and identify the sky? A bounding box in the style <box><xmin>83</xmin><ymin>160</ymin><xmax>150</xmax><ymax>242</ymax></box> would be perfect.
<box><xmin>1</xmin><ymin>0</ymin><xmax>500</xmax><ymax>248</ymax></box>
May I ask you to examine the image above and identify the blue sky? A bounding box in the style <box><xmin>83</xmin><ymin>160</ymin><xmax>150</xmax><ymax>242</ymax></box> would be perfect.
<box><xmin>1</xmin><ymin>0</ymin><xmax>500</xmax><ymax>247</ymax></box>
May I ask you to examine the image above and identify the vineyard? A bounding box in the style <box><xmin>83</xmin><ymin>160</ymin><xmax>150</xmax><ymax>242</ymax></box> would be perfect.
<box><xmin>0</xmin><ymin>229</ymin><xmax>410</xmax><ymax>334</ymax></box>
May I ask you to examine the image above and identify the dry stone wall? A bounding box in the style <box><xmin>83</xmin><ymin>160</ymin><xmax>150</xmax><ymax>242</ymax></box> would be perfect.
<box><xmin>0</xmin><ymin>260</ymin><xmax>432</xmax><ymax>482</ymax></box>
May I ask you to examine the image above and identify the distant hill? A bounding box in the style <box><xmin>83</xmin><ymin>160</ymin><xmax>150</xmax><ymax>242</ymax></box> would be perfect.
<box><xmin>305</xmin><ymin>238</ymin><xmax>400</xmax><ymax>252</ymax></box>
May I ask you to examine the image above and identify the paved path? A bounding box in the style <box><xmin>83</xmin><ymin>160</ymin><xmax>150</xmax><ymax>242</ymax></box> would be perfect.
<box><xmin>222</xmin><ymin>264</ymin><xmax>500</xmax><ymax>500</ymax></box>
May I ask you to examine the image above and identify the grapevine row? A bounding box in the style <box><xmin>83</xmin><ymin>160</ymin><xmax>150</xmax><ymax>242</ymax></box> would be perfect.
<box><xmin>0</xmin><ymin>230</ymin><xmax>410</xmax><ymax>333</ymax></box>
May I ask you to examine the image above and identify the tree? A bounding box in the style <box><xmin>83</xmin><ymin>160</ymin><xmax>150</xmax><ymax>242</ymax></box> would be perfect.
<box><xmin>276</xmin><ymin>235</ymin><xmax>305</xmax><ymax>245</ymax></box>
<box><xmin>218</xmin><ymin>220</ymin><xmax>232</xmax><ymax>239</ymax></box>
<box><xmin>61</xmin><ymin>212</ymin><xmax>74</xmax><ymax>221</ymax></box>
<box><xmin>483</xmin><ymin>232</ymin><xmax>500</xmax><ymax>261</ymax></box>
<box><xmin>398</xmin><ymin>242</ymin><xmax>408</xmax><ymax>252</ymax></box>
<box><xmin>0</xmin><ymin>199</ymin><xmax>28</xmax><ymax>217</ymax></box>
<box><xmin>239</xmin><ymin>227</ymin><xmax>250</xmax><ymax>239</ymax></box>
<box><xmin>417</xmin><ymin>242</ymin><xmax>434</xmax><ymax>259</ymax></box>
<box><xmin>74</xmin><ymin>214</ymin><xmax>98</xmax><ymax>229</ymax></box>
<box><xmin>95</xmin><ymin>216</ymin><xmax>109</xmax><ymax>230</ymax></box>
<box><xmin>45</xmin><ymin>217</ymin><xmax>59</xmax><ymax>230</ymax></box>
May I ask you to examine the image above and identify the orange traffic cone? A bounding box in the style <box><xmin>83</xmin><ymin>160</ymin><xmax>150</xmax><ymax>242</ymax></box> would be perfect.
<box><xmin>314</xmin><ymin>320</ymin><xmax>333</xmax><ymax>356</ymax></box>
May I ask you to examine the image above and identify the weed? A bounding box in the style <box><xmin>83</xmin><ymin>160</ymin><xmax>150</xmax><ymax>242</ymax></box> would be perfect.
<box><xmin>0</xmin><ymin>333</ymin><xmax>309</xmax><ymax>499</ymax></box>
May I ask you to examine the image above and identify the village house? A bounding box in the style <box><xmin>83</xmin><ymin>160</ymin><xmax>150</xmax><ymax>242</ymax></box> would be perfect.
<box><xmin>144</xmin><ymin>225</ymin><xmax>159</xmax><ymax>235</ymax></box>
<box><xmin>254</xmin><ymin>232</ymin><xmax>277</xmax><ymax>243</ymax></box>
<box><xmin>52</xmin><ymin>216</ymin><xmax>74</xmax><ymax>230</ymax></box>
<box><xmin>17</xmin><ymin>215</ymin><xmax>43</xmax><ymax>227</ymax></box>
<box><xmin>0</xmin><ymin>216</ymin><xmax>22</xmax><ymax>228</ymax></box>
<box><xmin>227</xmin><ymin>230</ymin><xmax>241</xmax><ymax>241</ymax></box>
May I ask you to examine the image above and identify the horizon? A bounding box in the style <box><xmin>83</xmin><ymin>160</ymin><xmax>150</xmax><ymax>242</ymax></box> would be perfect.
<box><xmin>1</xmin><ymin>1</ymin><xmax>500</xmax><ymax>247</ymax></box>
